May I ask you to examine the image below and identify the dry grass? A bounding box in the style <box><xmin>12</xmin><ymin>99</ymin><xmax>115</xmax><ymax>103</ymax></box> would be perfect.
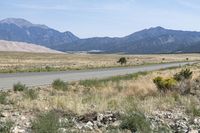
<box><xmin>0</xmin><ymin>51</ymin><xmax>199</xmax><ymax>73</ymax></box>
<box><xmin>4</xmin><ymin>63</ymin><xmax>199</xmax><ymax>116</ymax></box>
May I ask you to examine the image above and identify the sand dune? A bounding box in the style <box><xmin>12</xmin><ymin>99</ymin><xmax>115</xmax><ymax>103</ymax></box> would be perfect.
<box><xmin>0</xmin><ymin>40</ymin><xmax>63</xmax><ymax>53</ymax></box>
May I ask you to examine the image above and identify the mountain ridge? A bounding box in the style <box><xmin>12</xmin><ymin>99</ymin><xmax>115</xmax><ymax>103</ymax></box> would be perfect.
<box><xmin>0</xmin><ymin>18</ymin><xmax>200</xmax><ymax>54</ymax></box>
<box><xmin>57</xmin><ymin>26</ymin><xmax>200</xmax><ymax>54</ymax></box>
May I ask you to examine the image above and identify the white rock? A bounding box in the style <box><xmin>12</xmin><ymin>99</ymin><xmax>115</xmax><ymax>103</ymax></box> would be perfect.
<box><xmin>97</xmin><ymin>113</ymin><xmax>104</xmax><ymax>122</ymax></box>
<box><xmin>188</xmin><ymin>130</ymin><xmax>199</xmax><ymax>133</ymax></box>
<box><xmin>1</xmin><ymin>112</ymin><xmax>9</xmax><ymax>117</ymax></box>
<box><xmin>12</xmin><ymin>126</ymin><xmax>26</xmax><ymax>133</ymax></box>
<box><xmin>84</xmin><ymin>121</ymin><xmax>93</xmax><ymax>130</ymax></box>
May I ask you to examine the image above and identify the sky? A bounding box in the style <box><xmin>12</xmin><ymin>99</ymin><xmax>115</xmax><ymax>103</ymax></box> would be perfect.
<box><xmin>0</xmin><ymin>0</ymin><xmax>200</xmax><ymax>38</ymax></box>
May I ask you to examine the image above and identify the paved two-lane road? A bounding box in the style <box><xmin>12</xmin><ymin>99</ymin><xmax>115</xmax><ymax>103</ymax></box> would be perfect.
<box><xmin>0</xmin><ymin>62</ymin><xmax>195</xmax><ymax>89</ymax></box>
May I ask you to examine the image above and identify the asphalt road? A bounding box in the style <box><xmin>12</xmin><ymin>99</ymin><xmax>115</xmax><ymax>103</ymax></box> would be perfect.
<box><xmin>0</xmin><ymin>62</ymin><xmax>194</xmax><ymax>89</ymax></box>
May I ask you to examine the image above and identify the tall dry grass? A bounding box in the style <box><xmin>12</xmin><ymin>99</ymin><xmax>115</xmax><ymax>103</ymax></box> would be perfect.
<box><xmin>3</xmin><ymin>63</ymin><xmax>200</xmax><ymax>120</ymax></box>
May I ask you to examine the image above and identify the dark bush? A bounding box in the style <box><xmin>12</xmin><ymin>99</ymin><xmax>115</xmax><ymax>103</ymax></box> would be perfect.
<box><xmin>31</xmin><ymin>111</ymin><xmax>60</xmax><ymax>133</ymax></box>
<box><xmin>120</xmin><ymin>112</ymin><xmax>151</xmax><ymax>133</ymax></box>
<box><xmin>117</xmin><ymin>57</ymin><xmax>127</xmax><ymax>65</ymax></box>
<box><xmin>45</xmin><ymin>66</ymin><xmax>51</xmax><ymax>71</ymax></box>
<box><xmin>174</xmin><ymin>69</ymin><xmax>192</xmax><ymax>81</ymax></box>
<box><xmin>0</xmin><ymin>120</ymin><xmax>13</xmax><ymax>133</ymax></box>
<box><xmin>0</xmin><ymin>92</ymin><xmax>7</xmax><ymax>104</ymax></box>
<box><xmin>52</xmin><ymin>79</ymin><xmax>68</xmax><ymax>91</ymax></box>
<box><xmin>23</xmin><ymin>89</ymin><xmax>38</xmax><ymax>100</ymax></box>
<box><xmin>13</xmin><ymin>82</ymin><xmax>27</xmax><ymax>92</ymax></box>
<box><xmin>186</xmin><ymin>104</ymin><xmax>200</xmax><ymax>117</ymax></box>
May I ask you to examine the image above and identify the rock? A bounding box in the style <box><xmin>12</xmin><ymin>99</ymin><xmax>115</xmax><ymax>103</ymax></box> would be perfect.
<box><xmin>20</xmin><ymin>116</ymin><xmax>26</xmax><ymax>120</ymax></box>
<box><xmin>97</xmin><ymin>113</ymin><xmax>104</xmax><ymax>122</ymax></box>
<box><xmin>111</xmin><ymin>121</ymin><xmax>121</xmax><ymax>127</ymax></box>
<box><xmin>0</xmin><ymin>112</ymin><xmax>9</xmax><ymax>117</ymax></box>
<box><xmin>12</xmin><ymin>112</ymin><xmax>20</xmax><ymax>116</ymax></box>
<box><xmin>193</xmin><ymin>118</ymin><xmax>200</xmax><ymax>125</ymax></box>
<box><xmin>12</xmin><ymin>126</ymin><xmax>26</xmax><ymax>133</ymax></box>
<box><xmin>78</xmin><ymin>112</ymin><xmax>97</xmax><ymax>123</ymax></box>
<box><xmin>58</xmin><ymin>128</ymin><xmax>67</xmax><ymax>133</ymax></box>
<box><xmin>84</xmin><ymin>121</ymin><xmax>93</xmax><ymax>130</ymax></box>
<box><xmin>188</xmin><ymin>130</ymin><xmax>199</xmax><ymax>133</ymax></box>
<box><xmin>75</xmin><ymin>123</ymin><xmax>84</xmax><ymax>130</ymax></box>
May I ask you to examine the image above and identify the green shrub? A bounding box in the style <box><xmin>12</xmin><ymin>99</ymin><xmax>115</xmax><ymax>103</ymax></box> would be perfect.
<box><xmin>174</xmin><ymin>69</ymin><xmax>192</xmax><ymax>81</ymax></box>
<box><xmin>153</xmin><ymin>77</ymin><xmax>177</xmax><ymax>92</ymax></box>
<box><xmin>0</xmin><ymin>92</ymin><xmax>7</xmax><ymax>104</ymax></box>
<box><xmin>187</xmin><ymin>105</ymin><xmax>200</xmax><ymax>117</ymax></box>
<box><xmin>45</xmin><ymin>66</ymin><xmax>51</xmax><ymax>71</ymax></box>
<box><xmin>191</xmin><ymin>107</ymin><xmax>200</xmax><ymax>117</ymax></box>
<box><xmin>0</xmin><ymin>120</ymin><xmax>13</xmax><ymax>133</ymax></box>
<box><xmin>23</xmin><ymin>89</ymin><xmax>38</xmax><ymax>100</ymax></box>
<box><xmin>52</xmin><ymin>79</ymin><xmax>68</xmax><ymax>91</ymax></box>
<box><xmin>31</xmin><ymin>111</ymin><xmax>60</xmax><ymax>133</ymax></box>
<box><xmin>13</xmin><ymin>82</ymin><xmax>27</xmax><ymax>92</ymax></box>
<box><xmin>120</xmin><ymin>112</ymin><xmax>151</xmax><ymax>133</ymax></box>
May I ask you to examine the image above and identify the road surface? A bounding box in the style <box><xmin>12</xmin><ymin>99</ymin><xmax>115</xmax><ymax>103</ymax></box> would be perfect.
<box><xmin>0</xmin><ymin>62</ymin><xmax>194</xmax><ymax>89</ymax></box>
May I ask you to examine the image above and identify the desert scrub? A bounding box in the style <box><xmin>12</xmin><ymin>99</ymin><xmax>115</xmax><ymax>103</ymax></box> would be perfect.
<box><xmin>186</xmin><ymin>103</ymin><xmax>200</xmax><ymax>117</ymax></box>
<box><xmin>52</xmin><ymin>79</ymin><xmax>68</xmax><ymax>91</ymax></box>
<box><xmin>120</xmin><ymin>112</ymin><xmax>151</xmax><ymax>133</ymax></box>
<box><xmin>153</xmin><ymin>77</ymin><xmax>177</xmax><ymax>92</ymax></box>
<box><xmin>174</xmin><ymin>68</ymin><xmax>193</xmax><ymax>81</ymax></box>
<box><xmin>0</xmin><ymin>92</ymin><xmax>8</xmax><ymax>104</ymax></box>
<box><xmin>23</xmin><ymin>89</ymin><xmax>38</xmax><ymax>100</ymax></box>
<box><xmin>190</xmin><ymin>106</ymin><xmax>200</xmax><ymax>117</ymax></box>
<box><xmin>0</xmin><ymin>120</ymin><xmax>14</xmax><ymax>133</ymax></box>
<box><xmin>13</xmin><ymin>82</ymin><xmax>27</xmax><ymax>92</ymax></box>
<box><xmin>31</xmin><ymin>111</ymin><xmax>60</xmax><ymax>133</ymax></box>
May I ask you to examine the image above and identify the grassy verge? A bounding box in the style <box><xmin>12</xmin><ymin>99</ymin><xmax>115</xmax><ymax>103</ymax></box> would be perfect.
<box><xmin>79</xmin><ymin>71</ymin><xmax>149</xmax><ymax>87</ymax></box>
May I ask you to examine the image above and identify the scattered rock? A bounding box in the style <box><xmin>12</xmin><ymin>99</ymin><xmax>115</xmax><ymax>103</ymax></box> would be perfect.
<box><xmin>74</xmin><ymin>111</ymin><xmax>120</xmax><ymax>131</ymax></box>
<box><xmin>149</xmin><ymin>109</ymin><xmax>200</xmax><ymax>133</ymax></box>
<box><xmin>84</xmin><ymin>121</ymin><xmax>93</xmax><ymax>130</ymax></box>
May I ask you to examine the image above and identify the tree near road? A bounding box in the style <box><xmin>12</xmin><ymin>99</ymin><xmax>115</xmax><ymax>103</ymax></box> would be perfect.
<box><xmin>117</xmin><ymin>57</ymin><xmax>127</xmax><ymax>65</ymax></box>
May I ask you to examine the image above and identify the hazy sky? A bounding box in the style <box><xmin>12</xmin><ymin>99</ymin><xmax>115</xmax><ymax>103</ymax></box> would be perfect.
<box><xmin>1</xmin><ymin>0</ymin><xmax>200</xmax><ymax>38</ymax></box>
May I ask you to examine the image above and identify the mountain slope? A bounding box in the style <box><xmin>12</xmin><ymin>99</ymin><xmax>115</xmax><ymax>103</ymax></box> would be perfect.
<box><xmin>0</xmin><ymin>40</ymin><xmax>62</xmax><ymax>53</ymax></box>
<box><xmin>0</xmin><ymin>18</ymin><xmax>79</xmax><ymax>49</ymax></box>
<box><xmin>60</xmin><ymin>27</ymin><xmax>200</xmax><ymax>54</ymax></box>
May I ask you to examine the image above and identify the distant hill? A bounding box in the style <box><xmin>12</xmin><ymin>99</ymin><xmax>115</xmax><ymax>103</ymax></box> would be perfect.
<box><xmin>0</xmin><ymin>18</ymin><xmax>79</xmax><ymax>49</ymax></box>
<box><xmin>0</xmin><ymin>18</ymin><xmax>200</xmax><ymax>54</ymax></box>
<box><xmin>0</xmin><ymin>40</ymin><xmax>62</xmax><ymax>53</ymax></box>
<box><xmin>59</xmin><ymin>27</ymin><xmax>200</xmax><ymax>54</ymax></box>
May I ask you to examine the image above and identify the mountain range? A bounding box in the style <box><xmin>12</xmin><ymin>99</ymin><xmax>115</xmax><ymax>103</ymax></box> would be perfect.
<box><xmin>0</xmin><ymin>18</ymin><xmax>79</xmax><ymax>49</ymax></box>
<box><xmin>0</xmin><ymin>18</ymin><xmax>200</xmax><ymax>54</ymax></box>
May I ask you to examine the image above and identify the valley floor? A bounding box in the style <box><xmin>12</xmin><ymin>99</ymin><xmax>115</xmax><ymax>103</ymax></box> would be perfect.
<box><xmin>1</xmin><ymin>63</ymin><xmax>200</xmax><ymax>132</ymax></box>
<box><xmin>0</xmin><ymin>52</ymin><xmax>199</xmax><ymax>73</ymax></box>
